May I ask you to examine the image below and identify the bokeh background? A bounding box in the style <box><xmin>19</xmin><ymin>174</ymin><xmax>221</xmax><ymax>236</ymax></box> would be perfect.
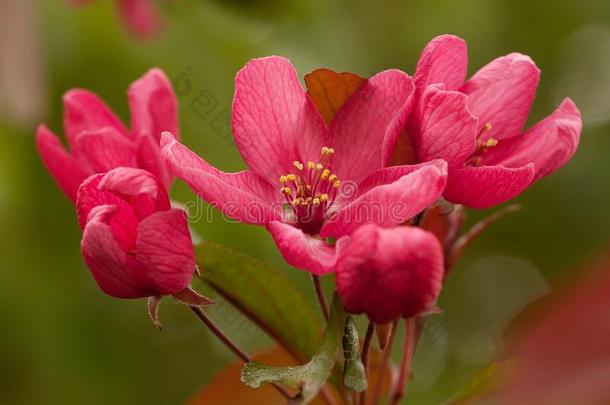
<box><xmin>1</xmin><ymin>0</ymin><xmax>609</xmax><ymax>404</ymax></box>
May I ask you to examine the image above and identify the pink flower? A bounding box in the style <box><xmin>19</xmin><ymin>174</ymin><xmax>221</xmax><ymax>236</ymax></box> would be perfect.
<box><xmin>403</xmin><ymin>35</ymin><xmax>582</xmax><ymax>208</ymax></box>
<box><xmin>77</xmin><ymin>167</ymin><xmax>195</xmax><ymax>299</ymax></box>
<box><xmin>335</xmin><ymin>224</ymin><xmax>444</xmax><ymax>324</ymax></box>
<box><xmin>68</xmin><ymin>0</ymin><xmax>162</xmax><ymax>39</ymax></box>
<box><xmin>161</xmin><ymin>56</ymin><xmax>448</xmax><ymax>275</ymax></box>
<box><xmin>37</xmin><ymin>68</ymin><xmax>179</xmax><ymax>201</ymax></box>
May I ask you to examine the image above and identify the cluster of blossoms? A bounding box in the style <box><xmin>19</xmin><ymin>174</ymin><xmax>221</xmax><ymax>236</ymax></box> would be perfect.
<box><xmin>38</xmin><ymin>35</ymin><xmax>581</xmax><ymax>333</ymax></box>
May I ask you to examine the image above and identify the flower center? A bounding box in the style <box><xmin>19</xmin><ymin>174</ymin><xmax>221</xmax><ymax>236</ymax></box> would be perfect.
<box><xmin>467</xmin><ymin>123</ymin><xmax>498</xmax><ymax>166</ymax></box>
<box><xmin>279</xmin><ymin>146</ymin><xmax>341</xmax><ymax>234</ymax></box>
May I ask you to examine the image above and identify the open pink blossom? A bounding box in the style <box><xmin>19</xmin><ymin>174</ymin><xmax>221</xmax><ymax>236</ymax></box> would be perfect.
<box><xmin>402</xmin><ymin>34</ymin><xmax>582</xmax><ymax>208</ymax></box>
<box><xmin>161</xmin><ymin>56</ymin><xmax>448</xmax><ymax>275</ymax></box>
<box><xmin>68</xmin><ymin>0</ymin><xmax>162</xmax><ymax>39</ymax></box>
<box><xmin>77</xmin><ymin>167</ymin><xmax>195</xmax><ymax>299</ymax></box>
<box><xmin>335</xmin><ymin>224</ymin><xmax>444</xmax><ymax>324</ymax></box>
<box><xmin>36</xmin><ymin>68</ymin><xmax>179</xmax><ymax>201</ymax></box>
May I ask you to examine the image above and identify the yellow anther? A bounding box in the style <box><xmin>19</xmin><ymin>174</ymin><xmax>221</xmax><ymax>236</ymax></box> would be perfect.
<box><xmin>279</xmin><ymin>175</ymin><xmax>288</xmax><ymax>183</ymax></box>
<box><xmin>286</xmin><ymin>174</ymin><xmax>297</xmax><ymax>182</ymax></box>
<box><xmin>483</xmin><ymin>123</ymin><xmax>492</xmax><ymax>132</ymax></box>
<box><xmin>293</xmin><ymin>161</ymin><xmax>304</xmax><ymax>170</ymax></box>
<box><xmin>281</xmin><ymin>187</ymin><xmax>291</xmax><ymax>194</ymax></box>
<box><xmin>321</xmin><ymin>146</ymin><xmax>329</xmax><ymax>154</ymax></box>
<box><xmin>328</xmin><ymin>174</ymin><xmax>337</xmax><ymax>183</ymax></box>
<box><xmin>327</xmin><ymin>147</ymin><xmax>334</xmax><ymax>155</ymax></box>
<box><xmin>485</xmin><ymin>138</ymin><xmax>498</xmax><ymax>148</ymax></box>
<box><xmin>292</xmin><ymin>198</ymin><xmax>300</xmax><ymax>206</ymax></box>
<box><xmin>321</xmin><ymin>169</ymin><xmax>331</xmax><ymax>180</ymax></box>
<box><xmin>315</xmin><ymin>163</ymin><xmax>323</xmax><ymax>170</ymax></box>
<box><xmin>320</xmin><ymin>193</ymin><xmax>329</xmax><ymax>202</ymax></box>
<box><xmin>333</xmin><ymin>180</ymin><xmax>341</xmax><ymax>188</ymax></box>
<box><xmin>307</xmin><ymin>161</ymin><xmax>316</xmax><ymax>169</ymax></box>
<box><xmin>321</xmin><ymin>146</ymin><xmax>334</xmax><ymax>156</ymax></box>
<box><xmin>312</xmin><ymin>198</ymin><xmax>321</xmax><ymax>206</ymax></box>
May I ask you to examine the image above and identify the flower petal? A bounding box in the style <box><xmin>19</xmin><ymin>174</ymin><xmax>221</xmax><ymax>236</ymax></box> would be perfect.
<box><xmin>81</xmin><ymin>205</ymin><xmax>153</xmax><ymax>299</ymax></box>
<box><xmin>99</xmin><ymin>167</ymin><xmax>170</xmax><ymax>218</ymax></box>
<box><xmin>482</xmin><ymin>98</ymin><xmax>582</xmax><ymax>181</ymax></box>
<box><xmin>161</xmin><ymin>133</ymin><xmax>280</xmax><ymax>225</ymax></box>
<box><xmin>36</xmin><ymin>124</ymin><xmax>89</xmax><ymax>201</ymax></box>
<box><xmin>335</xmin><ymin>224</ymin><xmax>444</xmax><ymax>324</ymax></box>
<box><xmin>63</xmin><ymin>89</ymin><xmax>128</xmax><ymax>151</ymax></box>
<box><xmin>232</xmin><ymin>56</ymin><xmax>330</xmax><ymax>183</ymax></box>
<box><xmin>266</xmin><ymin>221</ymin><xmax>337</xmax><ymax>275</ymax></box>
<box><xmin>128</xmin><ymin>68</ymin><xmax>178</xmax><ymax>141</ymax></box>
<box><xmin>75</xmin><ymin>127</ymin><xmax>137</xmax><ymax>173</ymax></box>
<box><xmin>137</xmin><ymin>134</ymin><xmax>172</xmax><ymax>190</ymax></box>
<box><xmin>331</xmin><ymin>69</ymin><xmax>414</xmax><ymax>182</ymax></box>
<box><xmin>461</xmin><ymin>53</ymin><xmax>540</xmax><ymax>141</ymax></box>
<box><xmin>353</xmin><ymin>160</ymin><xmax>447</xmax><ymax>199</ymax></box>
<box><xmin>76</xmin><ymin>174</ymin><xmax>140</xmax><ymax>250</ymax></box>
<box><xmin>320</xmin><ymin>162</ymin><xmax>447</xmax><ymax>238</ymax></box>
<box><xmin>444</xmin><ymin>164</ymin><xmax>535</xmax><ymax>209</ymax></box>
<box><xmin>136</xmin><ymin>209</ymin><xmax>195</xmax><ymax>295</ymax></box>
<box><xmin>414</xmin><ymin>34</ymin><xmax>468</xmax><ymax>91</ymax></box>
<box><xmin>116</xmin><ymin>0</ymin><xmax>162</xmax><ymax>39</ymax></box>
<box><xmin>412</xmin><ymin>84</ymin><xmax>478</xmax><ymax>167</ymax></box>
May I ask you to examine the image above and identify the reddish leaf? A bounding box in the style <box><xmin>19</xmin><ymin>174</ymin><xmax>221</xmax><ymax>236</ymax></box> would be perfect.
<box><xmin>305</xmin><ymin>68</ymin><xmax>366</xmax><ymax>124</ymax></box>
<box><xmin>188</xmin><ymin>346</ymin><xmax>337</xmax><ymax>405</ymax></box>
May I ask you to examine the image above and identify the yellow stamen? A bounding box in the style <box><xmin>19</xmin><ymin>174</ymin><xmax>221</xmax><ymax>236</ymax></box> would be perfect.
<box><xmin>485</xmin><ymin>138</ymin><xmax>498</xmax><ymax>148</ymax></box>
<box><xmin>315</xmin><ymin>163</ymin><xmax>323</xmax><ymax>170</ymax></box>
<box><xmin>281</xmin><ymin>187</ymin><xmax>291</xmax><ymax>194</ymax></box>
<box><xmin>293</xmin><ymin>161</ymin><xmax>304</xmax><ymax>170</ymax></box>
<box><xmin>328</xmin><ymin>174</ymin><xmax>337</xmax><ymax>183</ymax></box>
<box><xmin>321</xmin><ymin>169</ymin><xmax>331</xmax><ymax>180</ymax></box>
<box><xmin>483</xmin><ymin>123</ymin><xmax>492</xmax><ymax>132</ymax></box>
<box><xmin>312</xmin><ymin>198</ymin><xmax>320</xmax><ymax>206</ymax></box>
<box><xmin>307</xmin><ymin>161</ymin><xmax>316</xmax><ymax>169</ymax></box>
<box><xmin>292</xmin><ymin>198</ymin><xmax>300</xmax><ymax>206</ymax></box>
<box><xmin>279</xmin><ymin>175</ymin><xmax>287</xmax><ymax>183</ymax></box>
<box><xmin>333</xmin><ymin>180</ymin><xmax>341</xmax><ymax>188</ymax></box>
<box><xmin>320</xmin><ymin>193</ymin><xmax>329</xmax><ymax>202</ymax></box>
<box><xmin>286</xmin><ymin>174</ymin><xmax>297</xmax><ymax>182</ymax></box>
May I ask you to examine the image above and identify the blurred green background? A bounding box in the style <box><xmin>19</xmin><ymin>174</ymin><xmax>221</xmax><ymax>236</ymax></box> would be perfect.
<box><xmin>1</xmin><ymin>0</ymin><xmax>609</xmax><ymax>404</ymax></box>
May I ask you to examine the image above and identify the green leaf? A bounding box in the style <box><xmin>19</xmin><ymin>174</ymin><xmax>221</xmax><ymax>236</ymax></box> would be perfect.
<box><xmin>195</xmin><ymin>241</ymin><xmax>323</xmax><ymax>361</ymax></box>
<box><xmin>342</xmin><ymin>316</ymin><xmax>367</xmax><ymax>392</ymax></box>
<box><xmin>240</xmin><ymin>295</ymin><xmax>347</xmax><ymax>405</ymax></box>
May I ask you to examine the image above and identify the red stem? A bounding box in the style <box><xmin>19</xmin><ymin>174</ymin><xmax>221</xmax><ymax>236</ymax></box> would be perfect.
<box><xmin>312</xmin><ymin>274</ymin><xmax>330</xmax><ymax>321</ymax></box>
<box><xmin>370</xmin><ymin>319</ymin><xmax>398</xmax><ymax>405</ymax></box>
<box><xmin>359</xmin><ymin>322</ymin><xmax>376</xmax><ymax>405</ymax></box>
<box><xmin>390</xmin><ymin>318</ymin><xmax>416</xmax><ymax>405</ymax></box>
<box><xmin>189</xmin><ymin>306</ymin><xmax>293</xmax><ymax>401</ymax></box>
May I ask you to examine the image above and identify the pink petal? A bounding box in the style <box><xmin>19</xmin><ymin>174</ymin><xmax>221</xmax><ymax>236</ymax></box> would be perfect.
<box><xmin>128</xmin><ymin>68</ymin><xmax>178</xmax><ymax>141</ymax></box>
<box><xmin>63</xmin><ymin>89</ymin><xmax>128</xmax><ymax>151</ymax></box>
<box><xmin>232</xmin><ymin>56</ymin><xmax>330</xmax><ymax>183</ymax></box>
<box><xmin>353</xmin><ymin>160</ymin><xmax>447</xmax><ymax>199</ymax></box>
<box><xmin>335</xmin><ymin>225</ymin><xmax>444</xmax><ymax>324</ymax></box>
<box><xmin>36</xmin><ymin>124</ymin><xmax>89</xmax><ymax>201</ymax></box>
<box><xmin>161</xmin><ymin>133</ymin><xmax>280</xmax><ymax>225</ymax></box>
<box><xmin>444</xmin><ymin>164</ymin><xmax>535</xmax><ymax>209</ymax></box>
<box><xmin>482</xmin><ymin>98</ymin><xmax>582</xmax><ymax>181</ymax></box>
<box><xmin>76</xmin><ymin>174</ymin><xmax>139</xmax><ymax>250</ymax></box>
<box><xmin>137</xmin><ymin>134</ymin><xmax>172</xmax><ymax>190</ymax></box>
<box><xmin>267</xmin><ymin>221</ymin><xmax>337</xmax><ymax>275</ymax></box>
<box><xmin>75</xmin><ymin>127</ymin><xmax>137</xmax><ymax>173</ymax></box>
<box><xmin>81</xmin><ymin>205</ymin><xmax>153</xmax><ymax>298</ymax></box>
<box><xmin>98</xmin><ymin>167</ymin><xmax>170</xmax><ymax>218</ymax></box>
<box><xmin>116</xmin><ymin>0</ymin><xmax>162</xmax><ymax>39</ymax></box>
<box><xmin>414</xmin><ymin>34</ymin><xmax>468</xmax><ymax>91</ymax></box>
<box><xmin>331</xmin><ymin>69</ymin><xmax>414</xmax><ymax>183</ymax></box>
<box><xmin>136</xmin><ymin>209</ymin><xmax>195</xmax><ymax>295</ymax></box>
<box><xmin>461</xmin><ymin>53</ymin><xmax>540</xmax><ymax>141</ymax></box>
<box><xmin>320</xmin><ymin>162</ymin><xmax>447</xmax><ymax>238</ymax></box>
<box><xmin>412</xmin><ymin>84</ymin><xmax>478</xmax><ymax>167</ymax></box>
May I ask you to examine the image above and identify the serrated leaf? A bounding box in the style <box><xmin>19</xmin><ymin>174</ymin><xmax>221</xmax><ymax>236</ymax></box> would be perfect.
<box><xmin>195</xmin><ymin>241</ymin><xmax>323</xmax><ymax>361</ymax></box>
<box><xmin>241</xmin><ymin>295</ymin><xmax>346</xmax><ymax>404</ymax></box>
<box><xmin>342</xmin><ymin>316</ymin><xmax>367</xmax><ymax>392</ymax></box>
